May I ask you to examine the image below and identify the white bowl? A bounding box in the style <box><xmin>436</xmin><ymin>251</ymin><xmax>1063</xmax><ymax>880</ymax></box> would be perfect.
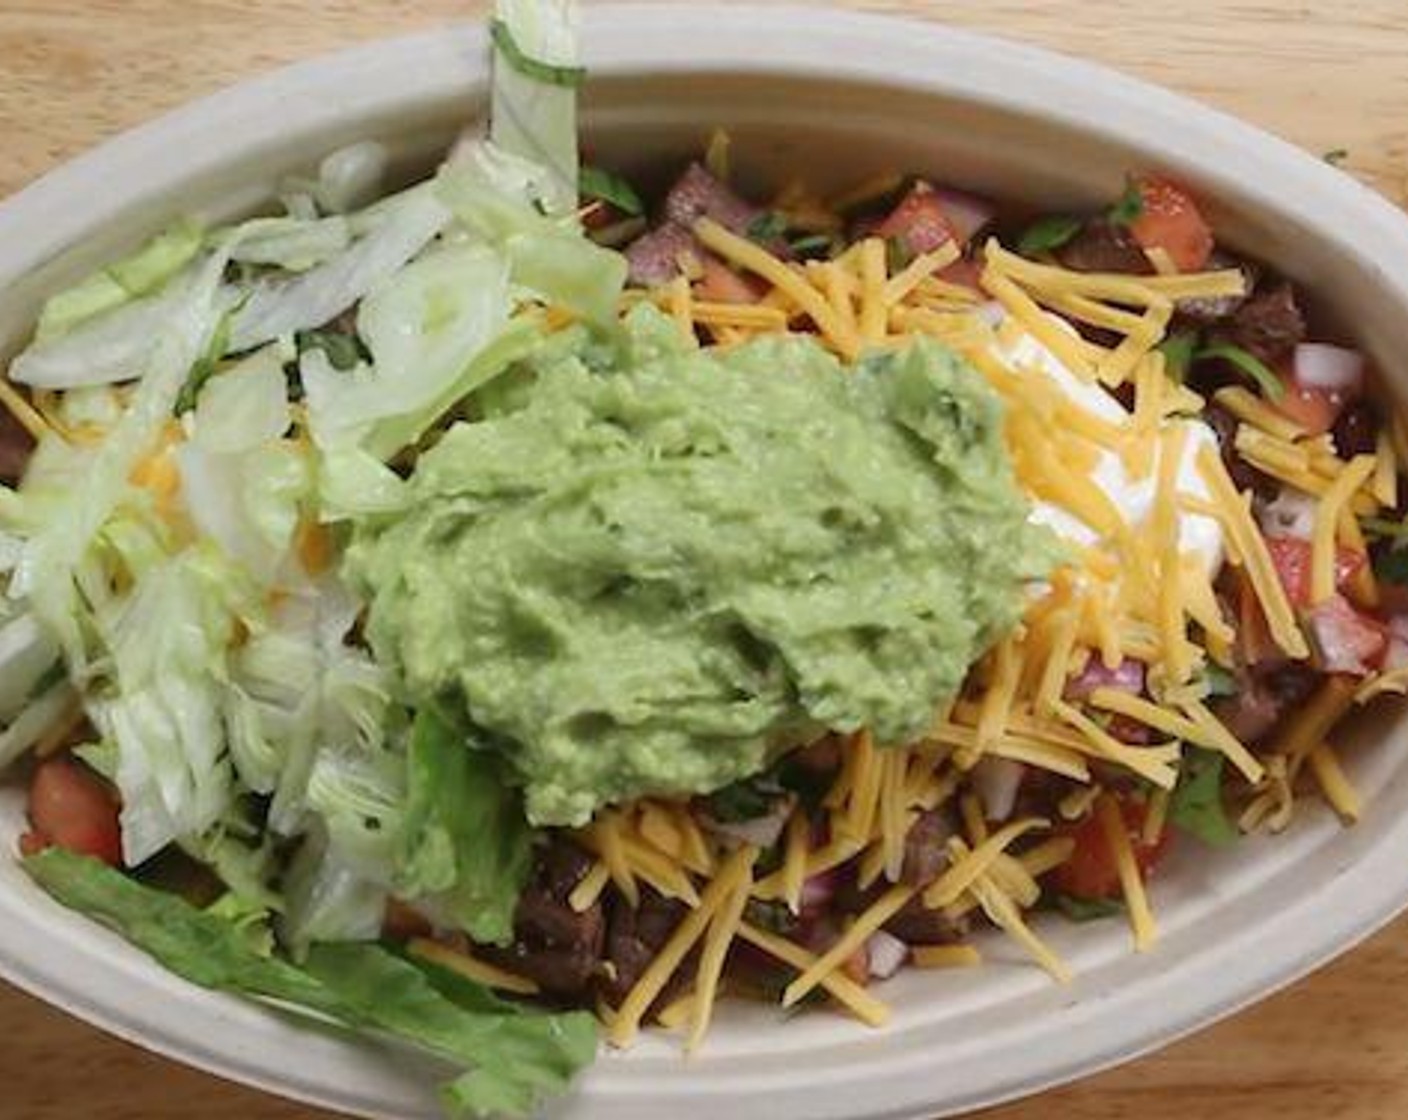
<box><xmin>3</xmin><ymin>6</ymin><xmax>1408</xmax><ymax>1119</ymax></box>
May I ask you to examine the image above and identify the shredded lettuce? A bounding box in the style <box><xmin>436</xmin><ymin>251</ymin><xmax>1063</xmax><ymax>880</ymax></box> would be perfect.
<box><xmin>229</xmin><ymin>185</ymin><xmax>450</xmax><ymax>353</ymax></box>
<box><xmin>396</xmin><ymin>710</ymin><xmax>535</xmax><ymax>947</ymax></box>
<box><xmin>91</xmin><ymin>548</ymin><xmax>251</xmax><ymax>864</ymax></box>
<box><xmin>436</xmin><ymin>146</ymin><xmax>626</xmax><ymax>325</ymax></box>
<box><xmin>306</xmin><ymin>744</ymin><xmax>407</xmax><ymax>876</ymax></box>
<box><xmin>12</xmin><ymin>276</ymin><xmax>206</xmax><ymax>391</ymax></box>
<box><xmin>280</xmin><ymin>824</ymin><xmax>387</xmax><ymax>954</ymax></box>
<box><xmin>231</xmin><ymin>585</ymin><xmax>392</xmax><ymax>837</ymax></box>
<box><xmin>23</xmin><ymin>849</ymin><xmax>596</xmax><ymax>1119</ymax></box>
<box><xmin>300</xmin><ymin>242</ymin><xmax>512</xmax><ymax>456</ymax></box>
<box><xmin>490</xmin><ymin>0</ymin><xmax>582</xmax><ymax>215</ymax></box>
<box><xmin>0</xmin><ymin>611</ymin><xmax>62</xmax><ymax>723</ymax></box>
<box><xmin>314</xmin><ymin>445</ymin><xmax>412</xmax><ymax>520</ymax></box>
<box><xmin>0</xmin><ymin>677</ymin><xmax>78</xmax><ymax>770</ymax></box>
<box><xmin>32</xmin><ymin>220</ymin><xmax>205</xmax><ymax>345</ymax></box>
<box><xmin>361</xmin><ymin>314</ymin><xmax>544</xmax><ymax>463</ymax></box>
<box><xmin>190</xmin><ymin>345</ymin><xmax>294</xmax><ymax>452</ymax></box>
<box><xmin>205</xmin><ymin>892</ymin><xmax>278</xmax><ymax>957</ymax></box>
<box><xmin>175</xmin><ymin>350</ymin><xmax>309</xmax><ymax>584</ymax></box>
<box><xmin>182</xmin><ymin>800</ymin><xmax>282</xmax><ymax>912</ymax></box>
<box><xmin>14</xmin><ymin>243</ymin><xmax>241</xmax><ymax>667</ymax></box>
<box><xmin>230</xmin><ymin>216</ymin><xmax>353</xmax><ymax>273</ymax></box>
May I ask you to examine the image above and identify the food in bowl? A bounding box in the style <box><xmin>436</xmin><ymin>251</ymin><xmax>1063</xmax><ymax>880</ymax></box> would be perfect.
<box><xmin>2</xmin><ymin>2</ymin><xmax>1406</xmax><ymax>1116</ymax></box>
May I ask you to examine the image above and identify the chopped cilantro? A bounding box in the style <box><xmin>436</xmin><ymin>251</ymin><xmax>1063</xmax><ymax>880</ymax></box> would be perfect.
<box><xmin>1158</xmin><ymin>329</ymin><xmax>1201</xmax><ymax>383</ymax></box>
<box><xmin>1108</xmin><ymin>179</ymin><xmax>1145</xmax><ymax>227</ymax></box>
<box><xmin>579</xmin><ymin>166</ymin><xmax>644</xmax><ymax>217</ymax></box>
<box><xmin>705</xmin><ymin>776</ymin><xmax>784</xmax><ymax>823</ymax></box>
<box><xmin>1054</xmin><ymin>893</ymin><xmax>1124</xmax><ymax>922</ymax></box>
<box><xmin>746</xmin><ymin>212</ymin><xmax>790</xmax><ymax>244</ymax></box>
<box><xmin>1170</xmin><ymin>748</ymin><xmax>1239</xmax><ymax>848</ymax></box>
<box><xmin>788</xmin><ymin>233</ymin><xmax>835</xmax><ymax>257</ymax></box>
<box><xmin>1196</xmin><ymin>341</ymin><xmax>1285</xmax><ymax>400</ymax></box>
<box><xmin>1375</xmin><ymin>546</ymin><xmax>1408</xmax><ymax>587</ymax></box>
<box><xmin>296</xmin><ymin>328</ymin><xmax>364</xmax><ymax>372</ymax></box>
<box><xmin>1016</xmin><ymin>215</ymin><xmax>1082</xmax><ymax>256</ymax></box>
<box><xmin>1202</xmin><ymin>664</ymin><xmax>1239</xmax><ymax>698</ymax></box>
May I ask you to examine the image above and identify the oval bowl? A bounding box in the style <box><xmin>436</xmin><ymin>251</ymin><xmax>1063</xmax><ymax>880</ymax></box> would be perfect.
<box><xmin>3</xmin><ymin>6</ymin><xmax>1408</xmax><ymax>1119</ymax></box>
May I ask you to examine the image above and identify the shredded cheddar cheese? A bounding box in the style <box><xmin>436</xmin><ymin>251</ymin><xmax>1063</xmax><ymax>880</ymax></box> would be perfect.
<box><xmin>1096</xmin><ymin>795</ymin><xmax>1157</xmax><ymax>951</ymax></box>
<box><xmin>1307</xmin><ymin>742</ymin><xmax>1361</xmax><ymax>822</ymax></box>
<box><xmin>568</xmin><ymin>861</ymin><xmax>611</xmax><ymax>913</ymax></box>
<box><xmin>736</xmin><ymin>922</ymin><xmax>891</xmax><ymax>1027</ymax></box>
<box><xmin>912</xmin><ymin>944</ymin><xmax>982</xmax><ymax>969</ymax></box>
<box><xmin>1196</xmin><ymin>443</ymin><xmax>1310</xmax><ymax>659</ymax></box>
<box><xmin>781</xmin><ymin>884</ymin><xmax>916</xmax><ymax>1008</ymax></box>
<box><xmin>610</xmin><ymin>846</ymin><xmax>756</xmax><ymax>1048</ymax></box>
<box><xmin>687</xmin><ymin>852</ymin><xmax>757</xmax><ymax>1051</ymax></box>
<box><xmin>694</xmin><ymin>218</ymin><xmax>860</xmax><ymax>359</ymax></box>
<box><xmin>923</xmin><ymin>818</ymin><xmax>1048</xmax><ymax>908</ymax></box>
<box><xmin>1311</xmin><ymin>454</ymin><xmax>1377</xmax><ymax>605</ymax></box>
<box><xmin>408</xmin><ymin>939</ymin><xmax>540</xmax><ymax>996</ymax></box>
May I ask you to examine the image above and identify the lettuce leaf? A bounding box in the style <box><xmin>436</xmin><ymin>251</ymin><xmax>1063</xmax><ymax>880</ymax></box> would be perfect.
<box><xmin>92</xmin><ymin>549</ymin><xmax>246</xmax><ymax>864</ymax></box>
<box><xmin>23</xmin><ymin>848</ymin><xmax>596</xmax><ymax>1118</ymax></box>
<box><xmin>396</xmin><ymin>709</ymin><xmax>534</xmax><ymax>946</ymax></box>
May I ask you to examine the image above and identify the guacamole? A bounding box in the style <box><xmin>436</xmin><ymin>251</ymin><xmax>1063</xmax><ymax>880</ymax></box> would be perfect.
<box><xmin>347</xmin><ymin>307</ymin><xmax>1051</xmax><ymax>827</ymax></box>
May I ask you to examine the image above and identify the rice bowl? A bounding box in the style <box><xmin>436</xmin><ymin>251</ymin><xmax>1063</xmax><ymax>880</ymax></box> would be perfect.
<box><xmin>2</xmin><ymin>6</ymin><xmax>1408</xmax><ymax>1119</ymax></box>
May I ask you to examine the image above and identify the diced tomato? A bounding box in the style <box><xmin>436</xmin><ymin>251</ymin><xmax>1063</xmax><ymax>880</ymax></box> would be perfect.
<box><xmin>1305</xmin><ymin>594</ymin><xmax>1388</xmax><ymax>675</ymax></box>
<box><xmin>26</xmin><ymin>758</ymin><xmax>122</xmax><ymax>867</ymax></box>
<box><xmin>1052</xmin><ymin>798</ymin><xmax>1171</xmax><ymax>901</ymax></box>
<box><xmin>876</xmin><ymin>182</ymin><xmax>958</xmax><ymax>256</ymax></box>
<box><xmin>1265</xmin><ymin>536</ymin><xmax>1366</xmax><ymax>609</ymax></box>
<box><xmin>1127</xmin><ymin>175</ymin><xmax>1214</xmax><ymax>272</ymax></box>
<box><xmin>697</xmin><ymin>254</ymin><xmax>765</xmax><ymax>304</ymax></box>
<box><xmin>1273</xmin><ymin>369</ymin><xmax>1345</xmax><ymax>435</ymax></box>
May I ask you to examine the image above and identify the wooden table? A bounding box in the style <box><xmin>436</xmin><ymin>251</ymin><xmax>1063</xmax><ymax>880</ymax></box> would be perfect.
<box><xmin>3</xmin><ymin>2</ymin><xmax>1408</xmax><ymax>1117</ymax></box>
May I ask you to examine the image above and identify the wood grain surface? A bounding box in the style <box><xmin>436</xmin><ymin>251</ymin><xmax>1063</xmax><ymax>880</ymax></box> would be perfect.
<box><xmin>3</xmin><ymin>2</ymin><xmax>1408</xmax><ymax>1118</ymax></box>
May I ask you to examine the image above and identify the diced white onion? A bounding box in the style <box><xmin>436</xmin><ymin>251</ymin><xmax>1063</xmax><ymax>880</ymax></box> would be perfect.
<box><xmin>865</xmin><ymin>929</ymin><xmax>910</xmax><ymax>980</ymax></box>
<box><xmin>1294</xmin><ymin>343</ymin><xmax>1364</xmax><ymax>394</ymax></box>
<box><xmin>973</xmin><ymin>756</ymin><xmax>1025</xmax><ymax>821</ymax></box>
<box><xmin>1259</xmin><ymin>488</ymin><xmax>1317</xmax><ymax>541</ymax></box>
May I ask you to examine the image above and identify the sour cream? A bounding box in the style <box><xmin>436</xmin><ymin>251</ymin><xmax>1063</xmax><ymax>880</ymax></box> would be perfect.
<box><xmin>990</xmin><ymin>320</ymin><xmax>1225</xmax><ymax>577</ymax></box>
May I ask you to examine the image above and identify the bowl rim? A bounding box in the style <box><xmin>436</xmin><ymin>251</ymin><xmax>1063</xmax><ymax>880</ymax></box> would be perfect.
<box><xmin>3</xmin><ymin>6</ymin><xmax>1408</xmax><ymax>1120</ymax></box>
